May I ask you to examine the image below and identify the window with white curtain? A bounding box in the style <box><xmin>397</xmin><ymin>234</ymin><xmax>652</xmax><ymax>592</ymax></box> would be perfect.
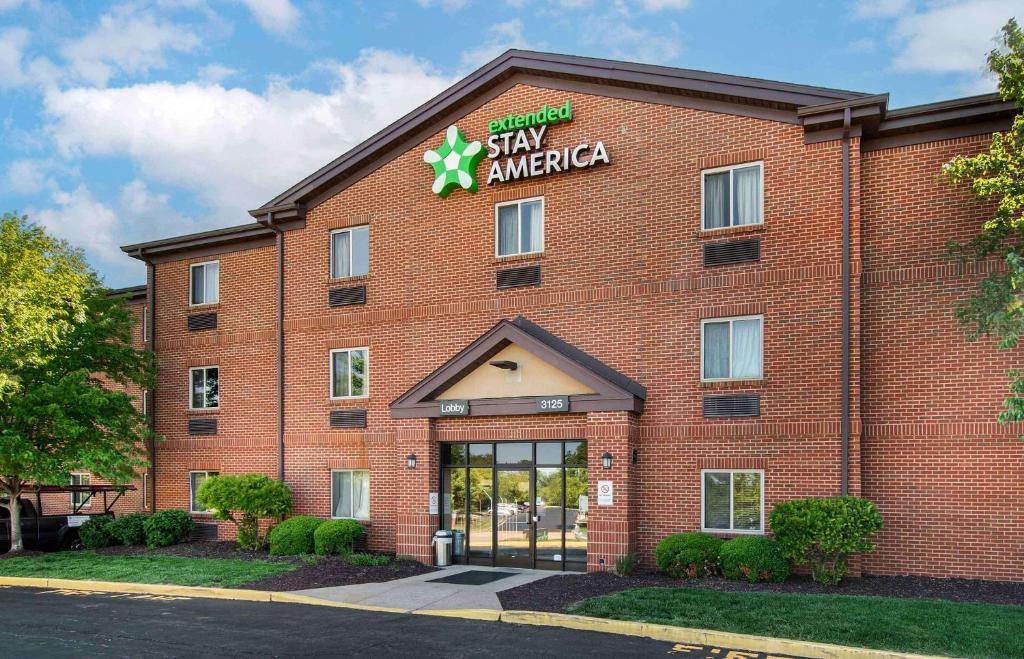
<box><xmin>702</xmin><ymin>162</ymin><xmax>763</xmax><ymax>230</ymax></box>
<box><xmin>331</xmin><ymin>348</ymin><xmax>368</xmax><ymax>398</ymax></box>
<box><xmin>189</xmin><ymin>366</ymin><xmax>220</xmax><ymax>409</ymax></box>
<box><xmin>71</xmin><ymin>473</ymin><xmax>91</xmax><ymax>509</ymax></box>
<box><xmin>189</xmin><ymin>261</ymin><xmax>220</xmax><ymax>305</ymax></box>
<box><xmin>701</xmin><ymin>316</ymin><xmax>763</xmax><ymax>380</ymax></box>
<box><xmin>702</xmin><ymin>470</ymin><xmax>763</xmax><ymax>533</ymax></box>
<box><xmin>496</xmin><ymin>197</ymin><xmax>544</xmax><ymax>257</ymax></box>
<box><xmin>332</xmin><ymin>470</ymin><xmax>370</xmax><ymax>520</ymax></box>
<box><xmin>330</xmin><ymin>226</ymin><xmax>369</xmax><ymax>279</ymax></box>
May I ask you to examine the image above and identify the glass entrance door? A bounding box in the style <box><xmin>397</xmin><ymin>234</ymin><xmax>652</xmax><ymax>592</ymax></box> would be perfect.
<box><xmin>440</xmin><ymin>441</ymin><xmax>588</xmax><ymax>571</ymax></box>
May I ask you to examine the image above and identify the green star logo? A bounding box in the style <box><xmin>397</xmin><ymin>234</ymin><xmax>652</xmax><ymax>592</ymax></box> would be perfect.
<box><xmin>423</xmin><ymin>125</ymin><xmax>485</xmax><ymax>198</ymax></box>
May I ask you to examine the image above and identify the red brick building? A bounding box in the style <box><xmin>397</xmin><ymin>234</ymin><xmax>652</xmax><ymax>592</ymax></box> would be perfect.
<box><xmin>118</xmin><ymin>51</ymin><xmax>1022</xmax><ymax>580</ymax></box>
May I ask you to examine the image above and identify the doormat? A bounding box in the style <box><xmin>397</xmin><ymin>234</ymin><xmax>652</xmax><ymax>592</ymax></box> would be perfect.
<box><xmin>427</xmin><ymin>570</ymin><xmax>519</xmax><ymax>585</ymax></box>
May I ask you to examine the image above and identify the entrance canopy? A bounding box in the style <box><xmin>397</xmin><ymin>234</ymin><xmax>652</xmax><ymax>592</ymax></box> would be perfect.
<box><xmin>390</xmin><ymin>316</ymin><xmax>645</xmax><ymax>418</ymax></box>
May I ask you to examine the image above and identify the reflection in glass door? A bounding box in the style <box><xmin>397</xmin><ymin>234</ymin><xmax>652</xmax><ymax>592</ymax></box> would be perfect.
<box><xmin>495</xmin><ymin>469</ymin><xmax>531</xmax><ymax>567</ymax></box>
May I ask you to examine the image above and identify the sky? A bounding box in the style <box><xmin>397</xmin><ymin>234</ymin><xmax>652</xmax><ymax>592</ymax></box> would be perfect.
<box><xmin>0</xmin><ymin>0</ymin><xmax>1020</xmax><ymax>287</ymax></box>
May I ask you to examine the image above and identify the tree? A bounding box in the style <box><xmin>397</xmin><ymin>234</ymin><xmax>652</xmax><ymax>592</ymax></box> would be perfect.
<box><xmin>195</xmin><ymin>474</ymin><xmax>293</xmax><ymax>549</ymax></box>
<box><xmin>944</xmin><ymin>19</ymin><xmax>1024</xmax><ymax>431</ymax></box>
<box><xmin>0</xmin><ymin>214</ymin><xmax>156</xmax><ymax>552</ymax></box>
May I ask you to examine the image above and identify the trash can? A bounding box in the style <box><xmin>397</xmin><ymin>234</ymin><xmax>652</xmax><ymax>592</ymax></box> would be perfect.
<box><xmin>432</xmin><ymin>529</ymin><xmax>454</xmax><ymax>566</ymax></box>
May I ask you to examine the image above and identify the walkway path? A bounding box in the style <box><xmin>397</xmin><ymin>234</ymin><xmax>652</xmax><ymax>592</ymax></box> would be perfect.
<box><xmin>292</xmin><ymin>565</ymin><xmax>561</xmax><ymax>612</ymax></box>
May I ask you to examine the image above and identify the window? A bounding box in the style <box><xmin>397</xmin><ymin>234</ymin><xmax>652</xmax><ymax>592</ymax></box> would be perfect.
<box><xmin>142</xmin><ymin>472</ymin><xmax>149</xmax><ymax>510</ymax></box>
<box><xmin>189</xmin><ymin>366</ymin><xmax>220</xmax><ymax>409</ymax></box>
<box><xmin>71</xmin><ymin>473</ymin><xmax>91</xmax><ymax>509</ymax></box>
<box><xmin>190</xmin><ymin>471</ymin><xmax>217</xmax><ymax>513</ymax></box>
<box><xmin>330</xmin><ymin>348</ymin><xmax>367</xmax><ymax>398</ymax></box>
<box><xmin>702</xmin><ymin>470</ymin><xmax>763</xmax><ymax>533</ymax></box>
<box><xmin>189</xmin><ymin>261</ymin><xmax>220</xmax><ymax>305</ymax></box>
<box><xmin>331</xmin><ymin>470</ymin><xmax>369</xmax><ymax>519</ymax></box>
<box><xmin>330</xmin><ymin>226</ymin><xmax>369</xmax><ymax>279</ymax></box>
<box><xmin>702</xmin><ymin>316</ymin><xmax>763</xmax><ymax>381</ymax></box>
<box><xmin>496</xmin><ymin>197</ymin><xmax>543</xmax><ymax>257</ymax></box>
<box><xmin>142</xmin><ymin>307</ymin><xmax>149</xmax><ymax>342</ymax></box>
<box><xmin>702</xmin><ymin>162</ymin><xmax>763</xmax><ymax>230</ymax></box>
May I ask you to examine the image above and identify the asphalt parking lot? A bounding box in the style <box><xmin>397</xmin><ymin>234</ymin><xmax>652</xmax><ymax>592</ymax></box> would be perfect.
<box><xmin>0</xmin><ymin>585</ymin><xmax>810</xmax><ymax>658</ymax></box>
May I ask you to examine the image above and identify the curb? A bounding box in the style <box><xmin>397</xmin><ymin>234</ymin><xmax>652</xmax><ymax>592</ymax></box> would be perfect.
<box><xmin>0</xmin><ymin>577</ymin><xmax>944</xmax><ymax>659</ymax></box>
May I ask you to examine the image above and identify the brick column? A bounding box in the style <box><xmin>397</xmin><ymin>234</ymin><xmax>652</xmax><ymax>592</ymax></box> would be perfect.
<box><xmin>585</xmin><ymin>411</ymin><xmax>639</xmax><ymax>572</ymax></box>
<box><xmin>394</xmin><ymin>418</ymin><xmax>439</xmax><ymax>564</ymax></box>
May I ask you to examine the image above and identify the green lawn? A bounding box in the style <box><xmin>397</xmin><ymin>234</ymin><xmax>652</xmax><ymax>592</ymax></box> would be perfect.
<box><xmin>568</xmin><ymin>587</ymin><xmax>1024</xmax><ymax>659</ymax></box>
<box><xmin>0</xmin><ymin>552</ymin><xmax>298</xmax><ymax>588</ymax></box>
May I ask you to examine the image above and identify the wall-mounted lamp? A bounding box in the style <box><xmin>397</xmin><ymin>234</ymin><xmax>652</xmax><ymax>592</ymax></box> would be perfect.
<box><xmin>631</xmin><ymin>448</ymin><xmax>638</xmax><ymax>465</ymax></box>
<box><xmin>601</xmin><ymin>452</ymin><xmax>613</xmax><ymax>470</ymax></box>
<box><xmin>489</xmin><ymin>360</ymin><xmax>518</xmax><ymax>370</ymax></box>
<box><xmin>406</xmin><ymin>453</ymin><xmax>417</xmax><ymax>469</ymax></box>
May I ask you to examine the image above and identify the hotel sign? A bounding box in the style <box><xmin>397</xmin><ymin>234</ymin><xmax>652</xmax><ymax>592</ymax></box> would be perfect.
<box><xmin>423</xmin><ymin>99</ymin><xmax>610</xmax><ymax>198</ymax></box>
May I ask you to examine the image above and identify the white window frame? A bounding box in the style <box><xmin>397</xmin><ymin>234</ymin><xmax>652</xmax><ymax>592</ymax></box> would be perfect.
<box><xmin>70</xmin><ymin>473</ymin><xmax>91</xmax><ymax>509</ymax></box>
<box><xmin>700</xmin><ymin>469</ymin><xmax>765</xmax><ymax>534</ymax></box>
<box><xmin>494</xmin><ymin>196</ymin><xmax>545</xmax><ymax>257</ymax></box>
<box><xmin>188</xmin><ymin>365</ymin><xmax>220</xmax><ymax>410</ymax></box>
<box><xmin>700</xmin><ymin>315</ymin><xmax>764</xmax><ymax>382</ymax></box>
<box><xmin>142</xmin><ymin>307</ymin><xmax>148</xmax><ymax>342</ymax></box>
<box><xmin>189</xmin><ymin>260</ymin><xmax>220</xmax><ymax>306</ymax></box>
<box><xmin>700</xmin><ymin>161</ymin><xmax>764</xmax><ymax>231</ymax></box>
<box><xmin>189</xmin><ymin>470</ymin><xmax>218</xmax><ymax>514</ymax></box>
<box><xmin>330</xmin><ymin>469</ymin><xmax>370</xmax><ymax>521</ymax></box>
<box><xmin>329</xmin><ymin>348</ymin><xmax>369</xmax><ymax>400</ymax></box>
<box><xmin>329</xmin><ymin>226</ymin><xmax>370</xmax><ymax>279</ymax></box>
<box><xmin>142</xmin><ymin>472</ymin><xmax>149</xmax><ymax>510</ymax></box>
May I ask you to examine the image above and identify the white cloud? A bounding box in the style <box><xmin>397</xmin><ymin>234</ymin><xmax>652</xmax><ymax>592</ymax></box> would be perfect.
<box><xmin>852</xmin><ymin>0</ymin><xmax>911</xmax><ymax>18</ymax></box>
<box><xmin>889</xmin><ymin>0</ymin><xmax>1017</xmax><ymax>74</ymax></box>
<box><xmin>235</xmin><ymin>0</ymin><xmax>300</xmax><ymax>34</ymax></box>
<box><xmin>578</xmin><ymin>13</ymin><xmax>682</xmax><ymax>64</ymax></box>
<box><xmin>636</xmin><ymin>0</ymin><xmax>691</xmax><ymax>10</ymax></box>
<box><xmin>197</xmin><ymin>63</ymin><xmax>238</xmax><ymax>84</ymax></box>
<box><xmin>3</xmin><ymin>158</ymin><xmax>58</xmax><ymax>195</ymax></box>
<box><xmin>416</xmin><ymin>0</ymin><xmax>470</xmax><ymax>10</ymax></box>
<box><xmin>30</xmin><ymin>185</ymin><xmax>124</xmax><ymax>265</ymax></box>
<box><xmin>460</xmin><ymin>19</ymin><xmax>533</xmax><ymax>70</ymax></box>
<box><xmin>42</xmin><ymin>49</ymin><xmax>452</xmax><ymax>229</ymax></box>
<box><xmin>61</xmin><ymin>3</ymin><xmax>201</xmax><ymax>86</ymax></box>
<box><xmin>0</xmin><ymin>26</ymin><xmax>30</xmax><ymax>88</ymax></box>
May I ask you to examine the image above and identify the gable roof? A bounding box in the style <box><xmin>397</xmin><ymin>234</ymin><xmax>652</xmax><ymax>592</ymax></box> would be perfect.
<box><xmin>390</xmin><ymin>315</ymin><xmax>646</xmax><ymax>418</ymax></box>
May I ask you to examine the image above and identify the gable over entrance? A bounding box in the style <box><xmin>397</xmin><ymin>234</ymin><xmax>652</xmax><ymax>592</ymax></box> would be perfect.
<box><xmin>390</xmin><ymin>316</ymin><xmax>645</xmax><ymax>418</ymax></box>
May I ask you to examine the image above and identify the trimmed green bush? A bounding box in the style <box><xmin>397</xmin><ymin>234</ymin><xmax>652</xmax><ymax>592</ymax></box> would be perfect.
<box><xmin>269</xmin><ymin>516</ymin><xmax>324</xmax><ymax>556</ymax></box>
<box><xmin>195</xmin><ymin>473</ymin><xmax>293</xmax><ymax>550</ymax></box>
<box><xmin>346</xmin><ymin>552</ymin><xmax>390</xmax><ymax>567</ymax></box>
<box><xmin>143</xmin><ymin>509</ymin><xmax>195</xmax><ymax>548</ymax></box>
<box><xmin>313</xmin><ymin>519</ymin><xmax>366</xmax><ymax>556</ymax></box>
<box><xmin>109</xmin><ymin>513</ymin><xmax>149</xmax><ymax>546</ymax></box>
<box><xmin>719</xmin><ymin>536</ymin><xmax>789</xmax><ymax>583</ymax></box>
<box><xmin>654</xmin><ymin>532</ymin><xmax>723</xmax><ymax>578</ymax></box>
<box><xmin>769</xmin><ymin>496</ymin><xmax>883</xmax><ymax>586</ymax></box>
<box><xmin>78</xmin><ymin>515</ymin><xmax>117</xmax><ymax>549</ymax></box>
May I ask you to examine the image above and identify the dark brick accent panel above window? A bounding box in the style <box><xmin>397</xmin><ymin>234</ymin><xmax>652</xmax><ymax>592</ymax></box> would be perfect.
<box><xmin>329</xmin><ymin>408</ymin><xmax>367</xmax><ymax>428</ymax></box>
<box><xmin>496</xmin><ymin>265</ymin><xmax>541</xmax><ymax>289</ymax></box>
<box><xmin>187</xmin><ymin>417</ymin><xmax>218</xmax><ymax>435</ymax></box>
<box><xmin>187</xmin><ymin>312</ymin><xmax>218</xmax><ymax>331</ymax></box>
<box><xmin>704</xmin><ymin>238</ymin><xmax>761</xmax><ymax>267</ymax></box>
<box><xmin>703</xmin><ymin>393</ymin><xmax>760</xmax><ymax>418</ymax></box>
<box><xmin>328</xmin><ymin>285</ymin><xmax>367</xmax><ymax>307</ymax></box>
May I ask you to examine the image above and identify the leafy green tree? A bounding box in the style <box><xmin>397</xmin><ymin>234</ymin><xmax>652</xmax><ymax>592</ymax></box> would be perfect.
<box><xmin>0</xmin><ymin>214</ymin><xmax>156</xmax><ymax>552</ymax></box>
<box><xmin>944</xmin><ymin>19</ymin><xmax>1024</xmax><ymax>430</ymax></box>
<box><xmin>195</xmin><ymin>474</ymin><xmax>293</xmax><ymax>549</ymax></box>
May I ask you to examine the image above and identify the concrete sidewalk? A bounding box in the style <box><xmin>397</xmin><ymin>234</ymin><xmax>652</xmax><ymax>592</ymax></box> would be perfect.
<box><xmin>291</xmin><ymin>565</ymin><xmax>560</xmax><ymax>612</ymax></box>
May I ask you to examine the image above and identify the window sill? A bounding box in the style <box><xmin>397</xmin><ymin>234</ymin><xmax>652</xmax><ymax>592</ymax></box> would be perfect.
<box><xmin>696</xmin><ymin>224</ymin><xmax>766</xmax><ymax>240</ymax></box>
<box><xmin>187</xmin><ymin>408</ymin><xmax>220</xmax><ymax>415</ymax></box>
<box><xmin>331</xmin><ymin>518</ymin><xmax>372</xmax><ymax>525</ymax></box>
<box><xmin>701</xmin><ymin>529</ymin><xmax>765</xmax><ymax>537</ymax></box>
<box><xmin>328</xmin><ymin>398</ymin><xmax>369</xmax><ymax>405</ymax></box>
<box><xmin>699</xmin><ymin>378</ymin><xmax>766</xmax><ymax>390</ymax></box>
<box><xmin>327</xmin><ymin>274</ymin><xmax>370</xmax><ymax>285</ymax></box>
<box><xmin>494</xmin><ymin>252</ymin><xmax>544</xmax><ymax>265</ymax></box>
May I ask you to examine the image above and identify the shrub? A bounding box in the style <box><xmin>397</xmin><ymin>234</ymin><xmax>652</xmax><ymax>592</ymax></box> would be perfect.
<box><xmin>654</xmin><ymin>532</ymin><xmax>723</xmax><ymax>578</ymax></box>
<box><xmin>719</xmin><ymin>536</ymin><xmax>789</xmax><ymax>583</ymax></box>
<box><xmin>195</xmin><ymin>474</ymin><xmax>293</xmax><ymax>549</ymax></box>
<box><xmin>269</xmin><ymin>516</ymin><xmax>324</xmax><ymax>556</ymax></box>
<box><xmin>78</xmin><ymin>515</ymin><xmax>117</xmax><ymax>549</ymax></box>
<box><xmin>143</xmin><ymin>509</ymin><xmax>195</xmax><ymax>548</ymax></box>
<box><xmin>615</xmin><ymin>552</ymin><xmax>640</xmax><ymax>577</ymax></box>
<box><xmin>346</xmin><ymin>552</ymin><xmax>390</xmax><ymax>567</ymax></box>
<box><xmin>109</xmin><ymin>513</ymin><xmax>148</xmax><ymax>546</ymax></box>
<box><xmin>314</xmin><ymin>519</ymin><xmax>366</xmax><ymax>556</ymax></box>
<box><xmin>769</xmin><ymin>496</ymin><xmax>883</xmax><ymax>586</ymax></box>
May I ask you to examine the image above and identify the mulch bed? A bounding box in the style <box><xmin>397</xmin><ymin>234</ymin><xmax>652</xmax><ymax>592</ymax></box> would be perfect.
<box><xmin>497</xmin><ymin>571</ymin><xmax>1024</xmax><ymax>612</ymax></box>
<box><xmin>94</xmin><ymin>541</ymin><xmax>436</xmax><ymax>591</ymax></box>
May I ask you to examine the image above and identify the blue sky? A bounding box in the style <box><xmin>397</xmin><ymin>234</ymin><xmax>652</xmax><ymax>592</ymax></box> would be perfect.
<box><xmin>0</xmin><ymin>0</ymin><xmax>1019</xmax><ymax>287</ymax></box>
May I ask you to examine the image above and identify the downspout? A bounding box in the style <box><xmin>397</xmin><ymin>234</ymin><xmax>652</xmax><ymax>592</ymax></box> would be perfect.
<box><xmin>145</xmin><ymin>258</ymin><xmax>158</xmax><ymax>511</ymax></box>
<box><xmin>840</xmin><ymin>107</ymin><xmax>851</xmax><ymax>496</ymax></box>
<box><xmin>258</xmin><ymin>212</ymin><xmax>286</xmax><ymax>482</ymax></box>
